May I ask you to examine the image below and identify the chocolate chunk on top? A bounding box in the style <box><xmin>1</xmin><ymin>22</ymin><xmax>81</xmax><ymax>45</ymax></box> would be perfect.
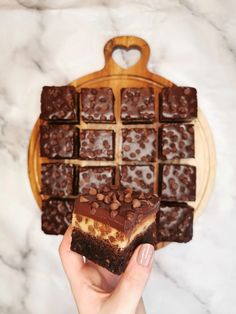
<box><xmin>120</xmin><ymin>165</ymin><xmax>154</xmax><ymax>193</ymax></box>
<box><xmin>81</xmin><ymin>88</ymin><xmax>115</xmax><ymax>123</ymax></box>
<box><xmin>156</xmin><ymin>203</ymin><xmax>194</xmax><ymax>243</ymax></box>
<box><xmin>42</xmin><ymin>199</ymin><xmax>74</xmax><ymax>235</ymax></box>
<box><xmin>40</xmin><ymin>86</ymin><xmax>77</xmax><ymax>122</ymax></box>
<box><xmin>40</xmin><ymin>125</ymin><xmax>78</xmax><ymax>159</ymax></box>
<box><xmin>41</xmin><ymin>163</ymin><xmax>75</xmax><ymax>197</ymax></box>
<box><xmin>160</xmin><ymin>164</ymin><xmax>196</xmax><ymax>202</ymax></box>
<box><xmin>121</xmin><ymin>88</ymin><xmax>155</xmax><ymax>123</ymax></box>
<box><xmin>160</xmin><ymin>124</ymin><xmax>194</xmax><ymax>160</ymax></box>
<box><xmin>122</xmin><ymin>128</ymin><xmax>157</xmax><ymax>161</ymax></box>
<box><xmin>75</xmin><ymin>186</ymin><xmax>160</xmax><ymax>233</ymax></box>
<box><xmin>79</xmin><ymin>167</ymin><xmax>114</xmax><ymax>193</ymax></box>
<box><xmin>160</xmin><ymin>87</ymin><xmax>197</xmax><ymax>122</ymax></box>
<box><xmin>79</xmin><ymin>129</ymin><xmax>114</xmax><ymax>160</ymax></box>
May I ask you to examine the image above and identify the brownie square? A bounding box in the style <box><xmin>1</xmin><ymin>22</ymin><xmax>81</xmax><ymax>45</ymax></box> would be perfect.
<box><xmin>160</xmin><ymin>164</ymin><xmax>196</xmax><ymax>202</ymax></box>
<box><xmin>159</xmin><ymin>87</ymin><xmax>197</xmax><ymax>122</ymax></box>
<box><xmin>159</xmin><ymin>124</ymin><xmax>194</xmax><ymax>160</ymax></box>
<box><xmin>42</xmin><ymin>199</ymin><xmax>74</xmax><ymax>235</ymax></box>
<box><xmin>40</xmin><ymin>86</ymin><xmax>77</xmax><ymax>122</ymax></box>
<box><xmin>79</xmin><ymin>167</ymin><xmax>114</xmax><ymax>193</ymax></box>
<box><xmin>120</xmin><ymin>165</ymin><xmax>154</xmax><ymax>193</ymax></box>
<box><xmin>156</xmin><ymin>202</ymin><xmax>194</xmax><ymax>243</ymax></box>
<box><xmin>81</xmin><ymin>88</ymin><xmax>115</xmax><ymax>123</ymax></box>
<box><xmin>122</xmin><ymin>128</ymin><xmax>157</xmax><ymax>161</ymax></box>
<box><xmin>79</xmin><ymin>129</ymin><xmax>114</xmax><ymax>160</ymax></box>
<box><xmin>40</xmin><ymin>125</ymin><xmax>78</xmax><ymax>159</ymax></box>
<box><xmin>121</xmin><ymin>88</ymin><xmax>155</xmax><ymax>123</ymax></box>
<box><xmin>41</xmin><ymin>163</ymin><xmax>75</xmax><ymax>197</ymax></box>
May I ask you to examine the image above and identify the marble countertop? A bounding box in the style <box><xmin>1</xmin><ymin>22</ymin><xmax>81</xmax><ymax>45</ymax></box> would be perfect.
<box><xmin>1</xmin><ymin>1</ymin><xmax>236</xmax><ymax>313</ymax></box>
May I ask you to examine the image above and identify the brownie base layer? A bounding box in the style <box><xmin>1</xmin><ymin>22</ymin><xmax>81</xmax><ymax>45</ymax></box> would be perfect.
<box><xmin>71</xmin><ymin>223</ymin><xmax>156</xmax><ymax>275</ymax></box>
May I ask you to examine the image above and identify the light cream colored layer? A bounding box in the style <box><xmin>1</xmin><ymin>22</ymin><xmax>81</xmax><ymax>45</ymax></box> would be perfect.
<box><xmin>72</xmin><ymin>213</ymin><xmax>155</xmax><ymax>249</ymax></box>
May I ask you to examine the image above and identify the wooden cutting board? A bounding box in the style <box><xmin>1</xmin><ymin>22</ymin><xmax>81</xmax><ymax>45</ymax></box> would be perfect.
<box><xmin>28</xmin><ymin>36</ymin><xmax>216</xmax><ymax>249</ymax></box>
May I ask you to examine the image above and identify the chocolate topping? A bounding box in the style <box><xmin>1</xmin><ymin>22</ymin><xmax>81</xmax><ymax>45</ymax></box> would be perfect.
<box><xmin>74</xmin><ymin>186</ymin><xmax>160</xmax><ymax>233</ymax></box>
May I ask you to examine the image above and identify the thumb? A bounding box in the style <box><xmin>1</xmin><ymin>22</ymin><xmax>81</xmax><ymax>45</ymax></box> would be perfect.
<box><xmin>109</xmin><ymin>243</ymin><xmax>154</xmax><ymax>312</ymax></box>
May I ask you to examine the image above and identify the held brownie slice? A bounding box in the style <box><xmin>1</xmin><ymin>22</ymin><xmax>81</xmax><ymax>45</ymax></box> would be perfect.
<box><xmin>71</xmin><ymin>186</ymin><xmax>160</xmax><ymax>274</ymax></box>
<box><xmin>156</xmin><ymin>202</ymin><xmax>194</xmax><ymax>243</ymax></box>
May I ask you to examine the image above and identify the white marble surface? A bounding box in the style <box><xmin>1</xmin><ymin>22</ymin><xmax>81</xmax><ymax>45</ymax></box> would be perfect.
<box><xmin>0</xmin><ymin>1</ymin><xmax>236</xmax><ymax>313</ymax></box>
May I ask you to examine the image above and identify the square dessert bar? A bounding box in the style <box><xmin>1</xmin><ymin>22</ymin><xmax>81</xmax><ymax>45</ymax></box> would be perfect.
<box><xmin>79</xmin><ymin>167</ymin><xmax>115</xmax><ymax>193</ymax></box>
<box><xmin>156</xmin><ymin>202</ymin><xmax>194</xmax><ymax>243</ymax></box>
<box><xmin>122</xmin><ymin>128</ymin><xmax>157</xmax><ymax>162</ymax></box>
<box><xmin>41</xmin><ymin>163</ymin><xmax>76</xmax><ymax>197</ymax></box>
<box><xmin>79</xmin><ymin>129</ymin><xmax>115</xmax><ymax>160</ymax></box>
<box><xmin>71</xmin><ymin>186</ymin><xmax>160</xmax><ymax>274</ymax></box>
<box><xmin>81</xmin><ymin>88</ymin><xmax>115</xmax><ymax>123</ymax></box>
<box><xmin>40</xmin><ymin>125</ymin><xmax>78</xmax><ymax>159</ymax></box>
<box><xmin>40</xmin><ymin>86</ymin><xmax>77</xmax><ymax>122</ymax></box>
<box><xmin>159</xmin><ymin>124</ymin><xmax>194</xmax><ymax>160</ymax></box>
<box><xmin>121</xmin><ymin>88</ymin><xmax>155</xmax><ymax>123</ymax></box>
<box><xmin>120</xmin><ymin>165</ymin><xmax>154</xmax><ymax>193</ymax></box>
<box><xmin>159</xmin><ymin>87</ymin><xmax>197</xmax><ymax>122</ymax></box>
<box><xmin>42</xmin><ymin>199</ymin><xmax>74</xmax><ymax>235</ymax></box>
<box><xmin>160</xmin><ymin>164</ymin><xmax>196</xmax><ymax>202</ymax></box>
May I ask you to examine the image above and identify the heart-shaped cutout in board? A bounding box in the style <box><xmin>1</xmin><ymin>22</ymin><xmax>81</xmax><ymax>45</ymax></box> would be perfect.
<box><xmin>112</xmin><ymin>46</ymin><xmax>141</xmax><ymax>69</ymax></box>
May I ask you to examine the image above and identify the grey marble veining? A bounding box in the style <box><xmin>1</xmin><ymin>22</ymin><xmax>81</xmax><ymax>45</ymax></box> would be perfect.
<box><xmin>0</xmin><ymin>1</ymin><xmax>236</xmax><ymax>313</ymax></box>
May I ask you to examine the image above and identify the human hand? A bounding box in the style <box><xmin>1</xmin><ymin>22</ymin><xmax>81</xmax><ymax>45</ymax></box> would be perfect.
<box><xmin>59</xmin><ymin>226</ymin><xmax>154</xmax><ymax>314</ymax></box>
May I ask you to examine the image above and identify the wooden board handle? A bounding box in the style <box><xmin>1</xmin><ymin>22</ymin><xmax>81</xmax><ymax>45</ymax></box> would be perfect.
<box><xmin>103</xmin><ymin>36</ymin><xmax>150</xmax><ymax>75</ymax></box>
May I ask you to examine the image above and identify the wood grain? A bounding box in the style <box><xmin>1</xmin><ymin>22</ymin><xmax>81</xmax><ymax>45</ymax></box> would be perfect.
<box><xmin>27</xmin><ymin>36</ymin><xmax>216</xmax><ymax>249</ymax></box>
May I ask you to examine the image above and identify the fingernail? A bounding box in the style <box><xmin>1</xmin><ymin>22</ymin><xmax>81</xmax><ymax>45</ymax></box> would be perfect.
<box><xmin>137</xmin><ymin>244</ymin><xmax>154</xmax><ymax>267</ymax></box>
